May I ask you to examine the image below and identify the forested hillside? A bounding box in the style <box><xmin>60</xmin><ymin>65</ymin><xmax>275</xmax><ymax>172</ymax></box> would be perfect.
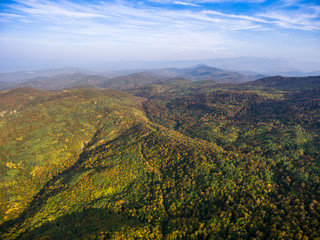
<box><xmin>0</xmin><ymin>76</ymin><xmax>319</xmax><ymax>239</ymax></box>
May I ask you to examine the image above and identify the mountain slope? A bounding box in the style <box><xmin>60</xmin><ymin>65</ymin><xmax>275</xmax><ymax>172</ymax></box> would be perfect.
<box><xmin>0</xmin><ymin>88</ymin><xmax>144</xmax><ymax>224</ymax></box>
<box><xmin>243</xmin><ymin>75</ymin><xmax>320</xmax><ymax>90</ymax></box>
<box><xmin>0</xmin><ymin>76</ymin><xmax>320</xmax><ymax>239</ymax></box>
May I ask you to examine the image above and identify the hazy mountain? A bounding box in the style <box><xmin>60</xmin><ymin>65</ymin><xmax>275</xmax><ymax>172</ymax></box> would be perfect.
<box><xmin>2</xmin><ymin>65</ymin><xmax>258</xmax><ymax>91</ymax></box>
<box><xmin>0</xmin><ymin>72</ymin><xmax>167</xmax><ymax>91</ymax></box>
<box><xmin>0</xmin><ymin>64</ymin><xmax>267</xmax><ymax>92</ymax></box>
<box><xmin>0</xmin><ymin>67</ymin><xmax>92</xmax><ymax>83</ymax></box>
<box><xmin>0</xmin><ymin>81</ymin><xmax>15</xmax><ymax>90</ymax></box>
<box><xmin>196</xmin><ymin>57</ymin><xmax>320</xmax><ymax>76</ymax></box>
<box><xmin>147</xmin><ymin>64</ymin><xmax>264</xmax><ymax>83</ymax></box>
<box><xmin>175</xmin><ymin>57</ymin><xmax>319</xmax><ymax>75</ymax></box>
<box><xmin>1</xmin><ymin>57</ymin><xmax>319</xmax><ymax>82</ymax></box>
<box><xmin>2</xmin><ymin>64</ymin><xmax>319</xmax><ymax>93</ymax></box>
<box><xmin>15</xmin><ymin>73</ymin><xmax>109</xmax><ymax>90</ymax></box>
<box><xmin>99</xmin><ymin>72</ymin><xmax>168</xmax><ymax>90</ymax></box>
<box><xmin>102</xmin><ymin>69</ymin><xmax>146</xmax><ymax>78</ymax></box>
<box><xmin>86</xmin><ymin>57</ymin><xmax>319</xmax><ymax>76</ymax></box>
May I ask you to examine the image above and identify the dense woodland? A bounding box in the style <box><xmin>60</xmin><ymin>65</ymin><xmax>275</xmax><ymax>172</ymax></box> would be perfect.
<box><xmin>0</xmin><ymin>75</ymin><xmax>319</xmax><ymax>239</ymax></box>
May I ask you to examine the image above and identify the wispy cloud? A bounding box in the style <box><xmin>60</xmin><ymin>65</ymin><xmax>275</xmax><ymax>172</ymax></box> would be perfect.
<box><xmin>2</xmin><ymin>0</ymin><xmax>319</xmax><ymax>33</ymax></box>
<box><xmin>149</xmin><ymin>0</ymin><xmax>265</xmax><ymax>3</ymax></box>
<box><xmin>0</xmin><ymin>0</ymin><xmax>319</xmax><ymax>69</ymax></box>
<box><xmin>173</xmin><ymin>1</ymin><xmax>200</xmax><ymax>7</ymax></box>
<box><xmin>258</xmin><ymin>11</ymin><xmax>320</xmax><ymax>31</ymax></box>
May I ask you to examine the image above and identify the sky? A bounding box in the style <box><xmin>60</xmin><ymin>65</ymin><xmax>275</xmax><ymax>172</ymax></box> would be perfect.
<box><xmin>0</xmin><ymin>0</ymin><xmax>319</xmax><ymax>71</ymax></box>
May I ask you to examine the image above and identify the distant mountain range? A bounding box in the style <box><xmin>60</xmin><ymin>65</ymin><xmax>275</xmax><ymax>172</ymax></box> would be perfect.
<box><xmin>1</xmin><ymin>56</ymin><xmax>319</xmax><ymax>77</ymax></box>
<box><xmin>0</xmin><ymin>72</ymin><xmax>167</xmax><ymax>91</ymax></box>
<box><xmin>86</xmin><ymin>57</ymin><xmax>319</xmax><ymax>76</ymax></box>
<box><xmin>0</xmin><ymin>65</ymin><xmax>266</xmax><ymax>91</ymax></box>
<box><xmin>0</xmin><ymin>67</ymin><xmax>92</xmax><ymax>83</ymax></box>
<box><xmin>193</xmin><ymin>57</ymin><xmax>320</xmax><ymax>76</ymax></box>
<box><xmin>147</xmin><ymin>64</ymin><xmax>265</xmax><ymax>83</ymax></box>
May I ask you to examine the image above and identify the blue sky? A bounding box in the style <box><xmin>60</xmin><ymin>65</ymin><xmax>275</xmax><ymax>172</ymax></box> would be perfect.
<box><xmin>0</xmin><ymin>0</ymin><xmax>319</xmax><ymax>71</ymax></box>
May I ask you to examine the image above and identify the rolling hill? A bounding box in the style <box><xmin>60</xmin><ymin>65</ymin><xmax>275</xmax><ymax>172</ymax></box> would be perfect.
<box><xmin>0</xmin><ymin>75</ymin><xmax>319</xmax><ymax>239</ymax></box>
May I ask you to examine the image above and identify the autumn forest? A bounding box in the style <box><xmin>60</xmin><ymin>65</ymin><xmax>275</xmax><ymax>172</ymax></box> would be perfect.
<box><xmin>0</xmin><ymin>72</ymin><xmax>319</xmax><ymax>239</ymax></box>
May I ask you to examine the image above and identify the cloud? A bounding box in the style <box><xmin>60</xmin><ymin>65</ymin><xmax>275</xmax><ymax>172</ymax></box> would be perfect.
<box><xmin>257</xmin><ymin>4</ymin><xmax>320</xmax><ymax>31</ymax></box>
<box><xmin>2</xmin><ymin>0</ymin><xmax>318</xmax><ymax>32</ymax></box>
<box><xmin>0</xmin><ymin>0</ymin><xmax>319</xmax><ymax>67</ymax></box>
<box><xmin>7</xmin><ymin>0</ymin><xmax>105</xmax><ymax>19</ymax></box>
<box><xmin>1</xmin><ymin>0</ymin><xmax>263</xmax><ymax>36</ymax></box>
<box><xmin>173</xmin><ymin>1</ymin><xmax>200</xmax><ymax>7</ymax></box>
<box><xmin>149</xmin><ymin>0</ymin><xmax>265</xmax><ymax>3</ymax></box>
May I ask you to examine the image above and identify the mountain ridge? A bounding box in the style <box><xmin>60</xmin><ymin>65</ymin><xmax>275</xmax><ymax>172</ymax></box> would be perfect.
<box><xmin>0</xmin><ymin>65</ymin><xmax>265</xmax><ymax>91</ymax></box>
